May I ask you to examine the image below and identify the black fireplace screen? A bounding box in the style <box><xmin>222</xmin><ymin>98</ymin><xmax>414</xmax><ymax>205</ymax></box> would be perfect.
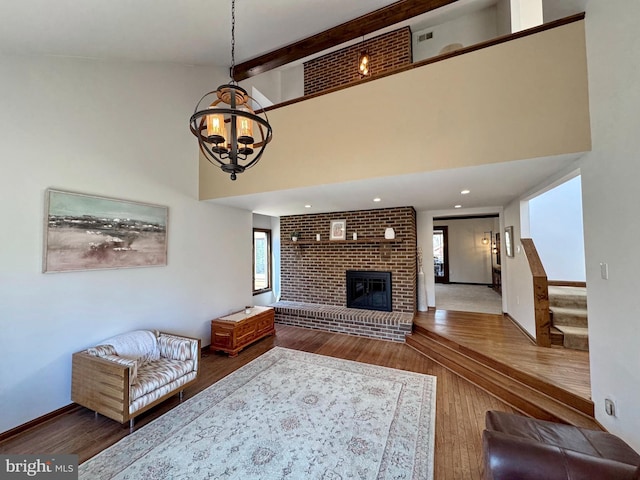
<box><xmin>346</xmin><ymin>270</ymin><xmax>392</xmax><ymax>312</ymax></box>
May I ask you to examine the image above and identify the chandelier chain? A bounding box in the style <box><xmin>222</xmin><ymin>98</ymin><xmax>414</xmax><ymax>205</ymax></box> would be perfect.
<box><xmin>190</xmin><ymin>0</ymin><xmax>272</xmax><ymax>181</ymax></box>
<box><xmin>230</xmin><ymin>0</ymin><xmax>236</xmax><ymax>81</ymax></box>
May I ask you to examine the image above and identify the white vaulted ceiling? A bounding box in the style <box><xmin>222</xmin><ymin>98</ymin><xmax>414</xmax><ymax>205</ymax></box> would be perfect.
<box><xmin>0</xmin><ymin>0</ymin><xmax>402</xmax><ymax>65</ymax></box>
<box><xmin>0</xmin><ymin>0</ymin><xmax>587</xmax><ymax>216</ymax></box>
<box><xmin>0</xmin><ymin>0</ymin><xmax>580</xmax><ymax>66</ymax></box>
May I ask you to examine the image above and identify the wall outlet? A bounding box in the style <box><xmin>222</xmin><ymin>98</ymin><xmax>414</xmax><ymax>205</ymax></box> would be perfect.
<box><xmin>605</xmin><ymin>398</ymin><xmax>616</xmax><ymax>416</ymax></box>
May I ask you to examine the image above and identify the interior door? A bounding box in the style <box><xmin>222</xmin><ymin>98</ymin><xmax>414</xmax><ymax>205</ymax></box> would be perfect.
<box><xmin>433</xmin><ymin>226</ymin><xmax>449</xmax><ymax>283</ymax></box>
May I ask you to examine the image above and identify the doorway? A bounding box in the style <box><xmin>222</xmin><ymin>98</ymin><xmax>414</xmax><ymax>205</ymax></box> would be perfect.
<box><xmin>433</xmin><ymin>226</ymin><xmax>449</xmax><ymax>283</ymax></box>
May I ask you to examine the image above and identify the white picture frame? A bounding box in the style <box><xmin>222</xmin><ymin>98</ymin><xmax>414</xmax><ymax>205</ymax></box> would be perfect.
<box><xmin>504</xmin><ymin>225</ymin><xmax>514</xmax><ymax>258</ymax></box>
<box><xmin>330</xmin><ymin>219</ymin><xmax>346</xmax><ymax>240</ymax></box>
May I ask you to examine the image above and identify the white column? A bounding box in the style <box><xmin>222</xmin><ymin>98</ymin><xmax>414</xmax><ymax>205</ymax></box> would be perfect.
<box><xmin>511</xmin><ymin>0</ymin><xmax>543</xmax><ymax>33</ymax></box>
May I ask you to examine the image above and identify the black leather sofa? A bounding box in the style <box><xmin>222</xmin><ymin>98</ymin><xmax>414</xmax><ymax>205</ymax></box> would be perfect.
<box><xmin>482</xmin><ymin>410</ymin><xmax>640</xmax><ymax>479</ymax></box>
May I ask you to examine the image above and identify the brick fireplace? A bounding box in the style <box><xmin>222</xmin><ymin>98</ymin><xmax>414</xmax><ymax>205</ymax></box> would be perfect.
<box><xmin>274</xmin><ymin>207</ymin><xmax>417</xmax><ymax>342</ymax></box>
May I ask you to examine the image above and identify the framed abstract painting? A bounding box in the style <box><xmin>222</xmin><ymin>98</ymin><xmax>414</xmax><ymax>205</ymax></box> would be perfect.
<box><xmin>43</xmin><ymin>189</ymin><xmax>168</xmax><ymax>273</ymax></box>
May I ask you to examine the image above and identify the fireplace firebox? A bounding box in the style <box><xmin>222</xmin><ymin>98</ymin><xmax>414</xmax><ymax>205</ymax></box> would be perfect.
<box><xmin>346</xmin><ymin>270</ymin><xmax>392</xmax><ymax>312</ymax></box>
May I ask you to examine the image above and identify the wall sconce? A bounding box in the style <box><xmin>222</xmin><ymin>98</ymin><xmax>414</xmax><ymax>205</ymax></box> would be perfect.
<box><xmin>482</xmin><ymin>231</ymin><xmax>498</xmax><ymax>254</ymax></box>
<box><xmin>358</xmin><ymin>36</ymin><xmax>370</xmax><ymax>77</ymax></box>
<box><xmin>358</xmin><ymin>51</ymin><xmax>370</xmax><ymax>76</ymax></box>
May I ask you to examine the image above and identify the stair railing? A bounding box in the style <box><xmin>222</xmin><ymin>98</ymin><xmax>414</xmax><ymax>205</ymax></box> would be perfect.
<box><xmin>521</xmin><ymin>238</ymin><xmax>551</xmax><ymax>347</ymax></box>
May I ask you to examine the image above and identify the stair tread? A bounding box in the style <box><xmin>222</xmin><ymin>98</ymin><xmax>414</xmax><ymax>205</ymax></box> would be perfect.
<box><xmin>548</xmin><ymin>286</ymin><xmax>587</xmax><ymax>296</ymax></box>
<box><xmin>406</xmin><ymin>332</ymin><xmax>596</xmax><ymax>428</ymax></box>
<box><xmin>550</xmin><ymin>306</ymin><xmax>588</xmax><ymax>316</ymax></box>
<box><xmin>555</xmin><ymin>325</ymin><xmax>589</xmax><ymax>337</ymax></box>
<box><xmin>548</xmin><ymin>286</ymin><xmax>588</xmax><ymax>310</ymax></box>
<box><xmin>550</xmin><ymin>306</ymin><xmax>589</xmax><ymax>328</ymax></box>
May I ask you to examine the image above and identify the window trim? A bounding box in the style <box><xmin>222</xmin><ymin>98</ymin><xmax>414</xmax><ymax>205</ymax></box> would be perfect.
<box><xmin>252</xmin><ymin>228</ymin><xmax>272</xmax><ymax>295</ymax></box>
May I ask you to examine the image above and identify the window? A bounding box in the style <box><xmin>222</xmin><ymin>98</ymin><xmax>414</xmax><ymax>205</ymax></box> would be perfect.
<box><xmin>253</xmin><ymin>228</ymin><xmax>272</xmax><ymax>294</ymax></box>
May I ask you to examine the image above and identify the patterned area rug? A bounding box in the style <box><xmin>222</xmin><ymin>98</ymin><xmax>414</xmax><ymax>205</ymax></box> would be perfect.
<box><xmin>79</xmin><ymin>347</ymin><xmax>437</xmax><ymax>479</ymax></box>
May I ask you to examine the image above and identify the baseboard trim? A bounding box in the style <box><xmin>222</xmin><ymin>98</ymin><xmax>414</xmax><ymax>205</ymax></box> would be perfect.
<box><xmin>504</xmin><ymin>313</ymin><xmax>537</xmax><ymax>345</ymax></box>
<box><xmin>0</xmin><ymin>403</ymin><xmax>80</xmax><ymax>443</ymax></box>
<box><xmin>548</xmin><ymin>280</ymin><xmax>587</xmax><ymax>287</ymax></box>
<box><xmin>2</xmin><ymin>345</ymin><xmax>213</xmax><ymax>442</ymax></box>
<box><xmin>448</xmin><ymin>282</ymin><xmax>493</xmax><ymax>286</ymax></box>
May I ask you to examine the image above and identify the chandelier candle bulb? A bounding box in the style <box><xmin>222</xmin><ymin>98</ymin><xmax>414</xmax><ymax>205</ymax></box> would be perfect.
<box><xmin>206</xmin><ymin>113</ymin><xmax>226</xmax><ymax>143</ymax></box>
<box><xmin>353</xmin><ymin>232</ymin><xmax>358</xmax><ymax>240</ymax></box>
<box><xmin>316</xmin><ymin>234</ymin><xmax>321</xmax><ymax>241</ymax></box>
<box><xmin>236</xmin><ymin>109</ymin><xmax>254</xmax><ymax>144</ymax></box>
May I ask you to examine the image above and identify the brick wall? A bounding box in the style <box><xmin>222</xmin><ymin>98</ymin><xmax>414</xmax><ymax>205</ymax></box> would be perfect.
<box><xmin>304</xmin><ymin>27</ymin><xmax>412</xmax><ymax>96</ymax></box>
<box><xmin>280</xmin><ymin>207</ymin><xmax>417</xmax><ymax>313</ymax></box>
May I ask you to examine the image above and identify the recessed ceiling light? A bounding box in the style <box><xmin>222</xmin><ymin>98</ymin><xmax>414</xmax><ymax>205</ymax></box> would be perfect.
<box><xmin>454</xmin><ymin>205</ymin><xmax>462</xmax><ymax>209</ymax></box>
<box><xmin>304</xmin><ymin>204</ymin><xmax>312</xmax><ymax>208</ymax></box>
<box><xmin>461</xmin><ymin>189</ymin><xmax>470</xmax><ymax>195</ymax></box>
<box><xmin>373</xmin><ymin>197</ymin><xmax>381</xmax><ymax>202</ymax></box>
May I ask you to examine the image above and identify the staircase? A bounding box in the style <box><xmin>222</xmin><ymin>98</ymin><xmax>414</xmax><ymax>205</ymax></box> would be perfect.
<box><xmin>549</xmin><ymin>285</ymin><xmax>589</xmax><ymax>351</ymax></box>
<box><xmin>406</xmin><ymin>323</ymin><xmax>598</xmax><ymax>429</ymax></box>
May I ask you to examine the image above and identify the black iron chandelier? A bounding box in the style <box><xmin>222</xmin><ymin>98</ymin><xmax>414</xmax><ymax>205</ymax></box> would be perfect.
<box><xmin>189</xmin><ymin>0</ymin><xmax>273</xmax><ymax>181</ymax></box>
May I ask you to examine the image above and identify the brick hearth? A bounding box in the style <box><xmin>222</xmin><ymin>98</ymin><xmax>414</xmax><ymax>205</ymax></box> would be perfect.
<box><xmin>271</xmin><ymin>301</ymin><xmax>413</xmax><ymax>342</ymax></box>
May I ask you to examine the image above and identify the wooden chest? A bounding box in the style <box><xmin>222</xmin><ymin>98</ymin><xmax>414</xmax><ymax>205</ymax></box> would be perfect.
<box><xmin>210</xmin><ymin>306</ymin><xmax>275</xmax><ymax>357</ymax></box>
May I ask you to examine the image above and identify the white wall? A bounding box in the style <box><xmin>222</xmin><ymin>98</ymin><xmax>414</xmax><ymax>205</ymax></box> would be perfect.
<box><xmin>240</xmin><ymin>69</ymin><xmax>282</xmax><ymax>105</ymax></box>
<box><xmin>417</xmin><ymin>211</ymin><xmax>435</xmax><ymax>307</ymax></box>
<box><xmin>580</xmin><ymin>0</ymin><xmax>640</xmax><ymax>450</ymax></box>
<box><xmin>542</xmin><ymin>0</ymin><xmax>587</xmax><ymax>24</ymax></box>
<box><xmin>510</xmin><ymin>0</ymin><xmax>543</xmax><ymax>33</ymax></box>
<box><xmin>252</xmin><ymin>214</ymin><xmax>280</xmax><ymax>305</ymax></box>
<box><xmin>529</xmin><ymin>175</ymin><xmax>586</xmax><ymax>281</ymax></box>
<box><xmin>281</xmin><ymin>64</ymin><xmax>305</xmax><ymax>102</ymax></box>
<box><xmin>239</xmin><ymin>64</ymin><xmax>304</xmax><ymax>106</ymax></box>
<box><xmin>413</xmin><ymin>6</ymin><xmax>498</xmax><ymax>62</ymax></box>
<box><xmin>270</xmin><ymin>216</ymin><xmax>281</xmax><ymax>301</ymax></box>
<box><xmin>496</xmin><ymin>0</ymin><xmax>513</xmax><ymax>36</ymax></box>
<box><xmin>0</xmin><ymin>55</ymin><xmax>254</xmax><ymax>433</ymax></box>
<box><xmin>502</xmin><ymin>199</ymin><xmax>536</xmax><ymax>337</ymax></box>
<box><xmin>433</xmin><ymin>217</ymin><xmax>496</xmax><ymax>284</ymax></box>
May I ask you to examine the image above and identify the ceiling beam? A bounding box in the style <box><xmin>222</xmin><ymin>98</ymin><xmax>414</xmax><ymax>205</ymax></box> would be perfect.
<box><xmin>233</xmin><ymin>0</ymin><xmax>458</xmax><ymax>81</ymax></box>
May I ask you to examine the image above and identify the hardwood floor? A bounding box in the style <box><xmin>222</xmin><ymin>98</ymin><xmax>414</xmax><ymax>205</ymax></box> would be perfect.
<box><xmin>414</xmin><ymin>309</ymin><xmax>591</xmax><ymax>401</ymax></box>
<box><xmin>0</xmin><ymin>324</ymin><xmax>516</xmax><ymax>480</ymax></box>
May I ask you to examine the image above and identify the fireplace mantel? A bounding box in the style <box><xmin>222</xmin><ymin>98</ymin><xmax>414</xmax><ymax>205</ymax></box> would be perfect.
<box><xmin>284</xmin><ymin>238</ymin><xmax>399</xmax><ymax>246</ymax></box>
